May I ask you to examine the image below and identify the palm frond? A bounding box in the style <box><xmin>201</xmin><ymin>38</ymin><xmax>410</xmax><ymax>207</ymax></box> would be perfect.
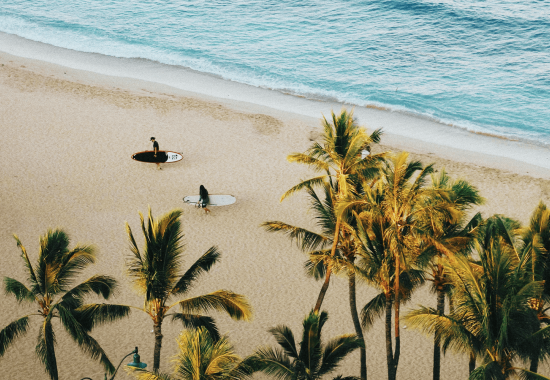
<box><xmin>319</xmin><ymin>334</ymin><xmax>362</xmax><ymax>376</ymax></box>
<box><xmin>36</xmin><ymin>317</ymin><xmax>58</xmax><ymax>380</ymax></box>
<box><xmin>13</xmin><ymin>234</ymin><xmax>40</xmax><ymax>294</ymax></box>
<box><xmin>262</xmin><ymin>221</ymin><xmax>329</xmax><ymax>252</ymax></box>
<box><xmin>298</xmin><ymin>311</ymin><xmax>324</xmax><ymax>373</ymax></box>
<box><xmin>268</xmin><ymin>325</ymin><xmax>298</xmax><ymax>359</ymax></box>
<box><xmin>172</xmin><ymin>327</ymin><xmax>242</xmax><ymax>379</ymax></box>
<box><xmin>124</xmin><ymin>368</ymin><xmax>172</xmax><ymax>380</ymax></box>
<box><xmin>54</xmin><ymin>245</ymin><xmax>97</xmax><ymax>291</ymax></box>
<box><xmin>517</xmin><ymin>368</ymin><xmax>550</xmax><ymax>380</ymax></box>
<box><xmin>170</xmin><ymin>313</ymin><xmax>221</xmax><ymax>341</ymax></box>
<box><xmin>175</xmin><ymin>290</ymin><xmax>253</xmax><ymax>321</ymax></box>
<box><xmin>280</xmin><ymin>176</ymin><xmax>329</xmax><ymax>201</ymax></box>
<box><xmin>4</xmin><ymin>277</ymin><xmax>35</xmax><ymax>303</ymax></box>
<box><xmin>304</xmin><ymin>258</ymin><xmax>327</xmax><ymax>280</ymax></box>
<box><xmin>126</xmin><ymin>208</ymin><xmax>185</xmax><ymax>302</ymax></box>
<box><xmin>360</xmin><ymin>292</ymin><xmax>387</xmax><ymax>329</ymax></box>
<box><xmin>61</xmin><ymin>275</ymin><xmax>119</xmax><ymax>309</ymax></box>
<box><xmin>73</xmin><ymin>303</ymin><xmax>131</xmax><ymax>331</ymax></box>
<box><xmin>0</xmin><ymin>316</ymin><xmax>30</xmax><ymax>356</ymax></box>
<box><xmin>332</xmin><ymin>376</ymin><xmax>361</xmax><ymax>380</ymax></box>
<box><xmin>404</xmin><ymin>307</ymin><xmax>474</xmax><ymax>355</ymax></box>
<box><xmin>171</xmin><ymin>246</ymin><xmax>221</xmax><ymax>296</ymax></box>
<box><xmin>469</xmin><ymin>360</ymin><xmax>507</xmax><ymax>380</ymax></box>
<box><xmin>287</xmin><ymin>153</ymin><xmax>331</xmax><ymax>172</ymax></box>
<box><xmin>246</xmin><ymin>346</ymin><xmax>294</xmax><ymax>380</ymax></box>
<box><xmin>57</xmin><ymin>304</ymin><xmax>115</xmax><ymax>374</ymax></box>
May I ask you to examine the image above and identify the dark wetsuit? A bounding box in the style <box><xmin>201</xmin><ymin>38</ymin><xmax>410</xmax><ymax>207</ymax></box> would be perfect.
<box><xmin>153</xmin><ymin>141</ymin><xmax>159</xmax><ymax>153</ymax></box>
<box><xmin>199</xmin><ymin>185</ymin><xmax>209</xmax><ymax>208</ymax></box>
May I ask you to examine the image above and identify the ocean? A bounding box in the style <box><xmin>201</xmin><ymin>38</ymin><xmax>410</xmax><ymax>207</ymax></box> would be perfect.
<box><xmin>1</xmin><ymin>0</ymin><xmax>549</xmax><ymax>145</ymax></box>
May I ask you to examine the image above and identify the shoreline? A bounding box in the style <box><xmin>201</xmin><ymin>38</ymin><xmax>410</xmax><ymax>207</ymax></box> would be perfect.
<box><xmin>1</xmin><ymin>37</ymin><xmax>550</xmax><ymax>379</ymax></box>
<box><xmin>1</xmin><ymin>31</ymin><xmax>549</xmax><ymax>177</ymax></box>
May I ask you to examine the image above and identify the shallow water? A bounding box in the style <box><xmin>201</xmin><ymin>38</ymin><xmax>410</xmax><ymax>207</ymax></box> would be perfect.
<box><xmin>1</xmin><ymin>0</ymin><xmax>549</xmax><ymax>144</ymax></box>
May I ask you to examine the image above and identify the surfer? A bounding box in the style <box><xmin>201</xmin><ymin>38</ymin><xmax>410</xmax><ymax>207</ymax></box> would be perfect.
<box><xmin>198</xmin><ymin>185</ymin><xmax>210</xmax><ymax>214</ymax></box>
<box><xmin>150</xmin><ymin>137</ymin><xmax>161</xmax><ymax>170</ymax></box>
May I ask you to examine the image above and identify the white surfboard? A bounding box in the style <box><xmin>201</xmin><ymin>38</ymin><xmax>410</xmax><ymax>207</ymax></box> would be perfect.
<box><xmin>183</xmin><ymin>195</ymin><xmax>236</xmax><ymax>207</ymax></box>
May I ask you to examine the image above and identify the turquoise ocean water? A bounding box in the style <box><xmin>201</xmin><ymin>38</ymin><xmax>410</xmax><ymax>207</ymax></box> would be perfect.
<box><xmin>1</xmin><ymin>0</ymin><xmax>549</xmax><ymax>145</ymax></box>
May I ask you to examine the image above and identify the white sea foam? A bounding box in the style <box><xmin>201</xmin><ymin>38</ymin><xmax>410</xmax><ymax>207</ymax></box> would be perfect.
<box><xmin>0</xmin><ymin>32</ymin><xmax>549</xmax><ymax>171</ymax></box>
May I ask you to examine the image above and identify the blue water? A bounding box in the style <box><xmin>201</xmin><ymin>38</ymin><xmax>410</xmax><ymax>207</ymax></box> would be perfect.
<box><xmin>1</xmin><ymin>0</ymin><xmax>549</xmax><ymax>144</ymax></box>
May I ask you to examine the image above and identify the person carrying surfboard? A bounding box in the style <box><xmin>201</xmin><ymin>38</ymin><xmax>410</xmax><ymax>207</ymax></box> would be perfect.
<box><xmin>198</xmin><ymin>185</ymin><xmax>210</xmax><ymax>214</ymax></box>
<box><xmin>151</xmin><ymin>137</ymin><xmax>161</xmax><ymax>170</ymax></box>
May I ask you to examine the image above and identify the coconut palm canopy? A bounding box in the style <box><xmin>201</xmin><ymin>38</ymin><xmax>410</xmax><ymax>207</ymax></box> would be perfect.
<box><xmin>0</xmin><ymin>229</ymin><xmax>129</xmax><ymax>380</ymax></box>
<box><xmin>247</xmin><ymin>310</ymin><xmax>363</xmax><ymax>380</ymax></box>
<box><xmin>126</xmin><ymin>327</ymin><xmax>252</xmax><ymax>380</ymax></box>
<box><xmin>125</xmin><ymin>208</ymin><xmax>253</xmax><ymax>371</ymax></box>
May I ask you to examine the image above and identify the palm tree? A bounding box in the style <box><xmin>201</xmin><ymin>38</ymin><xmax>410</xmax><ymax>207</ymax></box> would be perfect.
<box><xmin>247</xmin><ymin>310</ymin><xmax>363</xmax><ymax>380</ymax></box>
<box><xmin>281</xmin><ymin>108</ymin><xmax>385</xmax><ymax>313</ymax></box>
<box><xmin>519</xmin><ymin>201</ymin><xmax>550</xmax><ymax>374</ymax></box>
<box><xmin>125</xmin><ymin>208</ymin><xmax>253</xmax><ymax>372</ymax></box>
<box><xmin>405</xmin><ymin>215</ymin><xmax>549</xmax><ymax>379</ymax></box>
<box><xmin>354</xmin><ymin>210</ymin><xmax>424</xmax><ymax>380</ymax></box>
<box><xmin>0</xmin><ymin>229</ymin><xmax>129</xmax><ymax>380</ymax></box>
<box><xmin>336</xmin><ymin>152</ymin><xmax>460</xmax><ymax>380</ymax></box>
<box><xmin>417</xmin><ymin>170</ymin><xmax>483</xmax><ymax>380</ymax></box>
<box><xmin>263</xmin><ymin>180</ymin><xmax>368</xmax><ymax>380</ymax></box>
<box><xmin>340</xmin><ymin>152</ymin><xmax>457</xmax><ymax>380</ymax></box>
<box><xmin>126</xmin><ymin>327</ymin><xmax>253</xmax><ymax>380</ymax></box>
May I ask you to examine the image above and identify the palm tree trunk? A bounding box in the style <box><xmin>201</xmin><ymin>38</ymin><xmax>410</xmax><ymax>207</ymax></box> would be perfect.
<box><xmin>469</xmin><ymin>352</ymin><xmax>476</xmax><ymax>374</ymax></box>
<box><xmin>153</xmin><ymin>322</ymin><xmax>163</xmax><ymax>371</ymax></box>
<box><xmin>530</xmin><ymin>351</ymin><xmax>539</xmax><ymax>374</ymax></box>
<box><xmin>349</xmin><ymin>271</ymin><xmax>367</xmax><ymax>380</ymax></box>
<box><xmin>392</xmin><ymin>254</ymin><xmax>401</xmax><ymax>380</ymax></box>
<box><xmin>314</xmin><ymin>266</ymin><xmax>332</xmax><ymax>313</ymax></box>
<box><xmin>386</xmin><ymin>295</ymin><xmax>396</xmax><ymax>380</ymax></box>
<box><xmin>314</xmin><ymin>218</ymin><xmax>341</xmax><ymax>312</ymax></box>
<box><xmin>433</xmin><ymin>288</ymin><xmax>445</xmax><ymax>380</ymax></box>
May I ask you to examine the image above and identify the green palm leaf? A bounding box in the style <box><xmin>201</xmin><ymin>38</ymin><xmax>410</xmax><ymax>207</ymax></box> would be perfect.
<box><xmin>127</xmin><ymin>208</ymin><xmax>185</xmax><ymax>302</ymax></box>
<box><xmin>517</xmin><ymin>368</ymin><xmax>550</xmax><ymax>380</ymax></box>
<box><xmin>0</xmin><ymin>316</ymin><xmax>30</xmax><ymax>356</ymax></box>
<box><xmin>287</xmin><ymin>153</ymin><xmax>331</xmax><ymax>172</ymax></box>
<box><xmin>304</xmin><ymin>258</ymin><xmax>327</xmax><ymax>280</ymax></box>
<box><xmin>268</xmin><ymin>325</ymin><xmax>298</xmax><ymax>359</ymax></box>
<box><xmin>319</xmin><ymin>334</ymin><xmax>362</xmax><ymax>376</ymax></box>
<box><xmin>298</xmin><ymin>311</ymin><xmax>325</xmax><ymax>373</ymax></box>
<box><xmin>4</xmin><ymin>229</ymin><xmax>122</xmax><ymax>379</ymax></box>
<box><xmin>61</xmin><ymin>275</ymin><xmax>119</xmax><ymax>309</ymax></box>
<box><xmin>170</xmin><ymin>246</ymin><xmax>221</xmax><ymax>296</ymax></box>
<box><xmin>36</xmin><ymin>317</ymin><xmax>58</xmax><ymax>380</ymax></box>
<box><xmin>246</xmin><ymin>346</ymin><xmax>294</xmax><ymax>380</ymax></box>
<box><xmin>175</xmin><ymin>290</ymin><xmax>253</xmax><ymax>321</ymax></box>
<box><xmin>73</xmin><ymin>303</ymin><xmax>131</xmax><ymax>331</ymax></box>
<box><xmin>360</xmin><ymin>292</ymin><xmax>387</xmax><ymax>329</ymax></box>
<box><xmin>4</xmin><ymin>277</ymin><xmax>35</xmax><ymax>303</ymax></box>
<box><xmin>13</xmin><ymin>234</ymin><xmax>40</xmax><ymax>294</ymax></box>
<box><xmin>57</xmin><ymin>304</ymin><xmax>115</xmax><ymax>374</ymax></box>
<box><xmin>54</xmin><ymin>245</ymin><xmax>96</xmax><ymax>291</ymax></box>
<box><xmin>125</xmin><ymin>370</ymin><xmax>173</xmax><ymax>380</ymax></box>
<box><xmin>170</xmin><ymin>313</ymin><xmax>221</xmax><ymax>342</ymax></box>
<box><xmin>262</xmin><ymin>221</ymin><xmax>328</xmax><ymax>252</ymax></box>
<box><xmin>280</xmin><ymin>176</ymin><xmax>329</xmax><ymax>202</ymax></box>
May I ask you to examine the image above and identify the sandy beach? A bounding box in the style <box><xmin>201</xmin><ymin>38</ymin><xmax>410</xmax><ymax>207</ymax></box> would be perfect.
<box><xmin>1</xmin><ymin>47</ymin><xmax>550</xmax><ymax>380</ymax></box>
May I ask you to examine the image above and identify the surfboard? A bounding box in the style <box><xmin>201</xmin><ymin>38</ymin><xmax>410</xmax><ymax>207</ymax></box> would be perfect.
<box><xmin>183</xmin><ymin>195</ymin><xmax>236</xmax><ymax>207</ymax></box>
<box><xmin>132</xmin><ymin>150</ymin><xmax>183</xmax><ymax>163</ymax></box>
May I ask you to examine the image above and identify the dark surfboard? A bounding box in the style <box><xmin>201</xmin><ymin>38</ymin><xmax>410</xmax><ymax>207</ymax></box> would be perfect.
<box><xmin>132</xmin><ymin>150</ymin><xmax>183</xmax><ymax>163</ymax></box>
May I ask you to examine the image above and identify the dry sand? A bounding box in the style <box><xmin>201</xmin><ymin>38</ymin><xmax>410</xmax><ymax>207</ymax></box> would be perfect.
<box><xmin>1</xmin><ymin>50</ymin><xmax>549</xmax><ymax>380</ymax></box>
